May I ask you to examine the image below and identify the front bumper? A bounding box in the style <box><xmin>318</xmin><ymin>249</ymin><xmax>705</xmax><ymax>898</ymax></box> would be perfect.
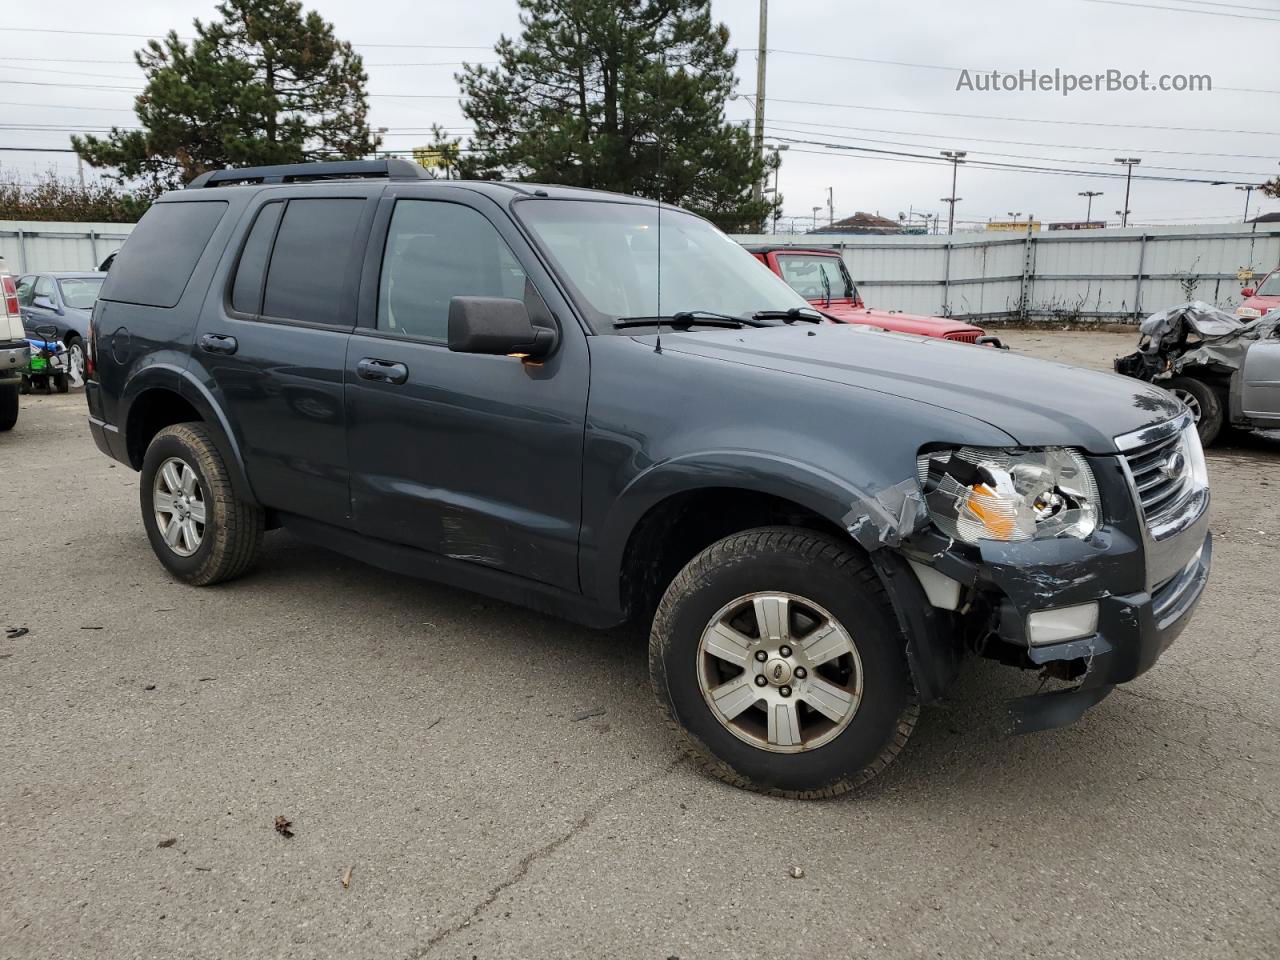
<box><xmin>0</xmin><ymin>340</ymin><xmax>29</xmax><ymax>382</ymax></box>
<box><xmin>1007</xmin><ymin>532</ymin><xmax>1211</xmax><ymax>732</ymax></box>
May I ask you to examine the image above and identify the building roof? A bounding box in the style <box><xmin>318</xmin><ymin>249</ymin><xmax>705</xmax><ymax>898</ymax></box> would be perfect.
<box><xmin>1249</xmin><ymin>211</ymin><xmax>1280</xmax><ymax>224</ymax></box>
<box><xmin>808</xmin><ymin>211</ymin><xmax>904</xmax><ymax>235</ymax></box>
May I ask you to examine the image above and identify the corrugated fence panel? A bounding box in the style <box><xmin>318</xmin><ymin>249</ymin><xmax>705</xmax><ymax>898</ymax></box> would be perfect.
<box><xmin>735</xmin><ymin>225</ymin><xmax>1280</xmax><ymax>324</ymax></box>
<box><xmin>0</xmin><ymin>221</ymin><xmax>134</xmax><ymax>275</ymax></box>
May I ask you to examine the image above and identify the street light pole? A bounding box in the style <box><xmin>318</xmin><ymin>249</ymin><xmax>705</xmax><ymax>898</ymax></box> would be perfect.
<box><xmin>1078</xmin><ymin>190</ymin><xmax>1103</xmax><ymax>222</ymax></box>
<box><xmin>1114</xmin><ymin>158</ymin><xmax>1140</xmax><ymax>227</ymax></box>
<box><xmin>1237</xmin><ymin>184</ymin><xmax>1258</xmax><ymax>223</ymax></box>
<box><xmin>940</xmin><ymin>150</ymin><xmax>967</xmax><ymax>235</ymax></box>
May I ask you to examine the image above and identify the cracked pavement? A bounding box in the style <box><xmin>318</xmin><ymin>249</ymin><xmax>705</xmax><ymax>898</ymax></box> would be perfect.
<box><xmin>2</xmin><ymin>331</ymin><xmax>1277</xmax><ymax>959</ymax></box>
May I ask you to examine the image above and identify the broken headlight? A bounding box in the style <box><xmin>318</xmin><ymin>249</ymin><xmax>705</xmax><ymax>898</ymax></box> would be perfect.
<box><xmin>916</xmin><ymin>448</ymin><xmax>1099</xmax><ymax>543</ymax></box>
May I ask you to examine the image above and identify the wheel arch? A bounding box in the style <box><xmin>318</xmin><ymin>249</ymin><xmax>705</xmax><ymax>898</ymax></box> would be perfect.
<box><xmin>120</xmin><ymin>367</ymin><xmax>257</xmax><ymax>506</ymax></box>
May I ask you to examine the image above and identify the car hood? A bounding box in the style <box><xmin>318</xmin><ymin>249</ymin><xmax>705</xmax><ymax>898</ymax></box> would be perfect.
<box><xmin>655</xmin><ymin>324</ymin><xmax>1182</xmax><ymax>453</ymax></box>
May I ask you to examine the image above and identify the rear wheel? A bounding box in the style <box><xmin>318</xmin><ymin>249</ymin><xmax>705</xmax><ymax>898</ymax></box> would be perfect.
<box><xmin>140</xmin><ymin>423</ymin><xmax>264</xmax><ymax>585</ymax></box>
<box><xmin>649</xmin><ymin>527</ymin><xmax>917</xmax><ymax>798</ymax></box>
<box><xmin>0</xmin><ymin>384</ymin><xmax>17</xmax><ymax>431</ymax></box>
<box><xmin>1166</xmin><ymin>376</ymin><xmax>1222</xmax><ymax>446</ymax></box>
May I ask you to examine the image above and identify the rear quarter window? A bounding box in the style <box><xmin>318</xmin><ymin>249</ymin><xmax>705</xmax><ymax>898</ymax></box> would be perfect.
<box><xmin>100</xmin><ymin>200</ymin><xmax>228</xmax><ymax>308</ymax></box>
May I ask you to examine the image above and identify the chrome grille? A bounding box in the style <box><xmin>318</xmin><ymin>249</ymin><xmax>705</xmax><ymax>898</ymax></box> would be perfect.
<box><xmin>1117</xmin><ymin>415</ymin><xmax>1206</xmax><ymax>538</ymax></box>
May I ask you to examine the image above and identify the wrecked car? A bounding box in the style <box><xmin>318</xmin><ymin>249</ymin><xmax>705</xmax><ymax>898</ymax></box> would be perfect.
<box><xmin>86</xmin><ymin>159</ymin><xmax>1212</xmax><ymax>798</ymax></box>
<box><xmin>1115</xmin><ymin>300</ymin><xmax>1280</xmax><ymax>445</ymax></box>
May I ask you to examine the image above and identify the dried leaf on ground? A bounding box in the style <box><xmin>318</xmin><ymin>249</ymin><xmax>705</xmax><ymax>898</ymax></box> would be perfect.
<box><xmin>274</xmin><ymin>815</ymin><xmax>294</xmax><ymax>838</ymax></box>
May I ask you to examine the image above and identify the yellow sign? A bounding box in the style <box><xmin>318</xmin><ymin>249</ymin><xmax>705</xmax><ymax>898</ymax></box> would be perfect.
<box><xmin>412</xmin><ymin>147</ymin><xmax>445</xmax><ymax>169</ymax></box>
<box><xmin>1237</xmin><ymin>267</ymin><xmax>1255</xmax><ymax>282</ymax></box>
<box><xmin>986</xmin><ymin>220</ymin><xmax>1041</xmax><ymax>232</ymax></box>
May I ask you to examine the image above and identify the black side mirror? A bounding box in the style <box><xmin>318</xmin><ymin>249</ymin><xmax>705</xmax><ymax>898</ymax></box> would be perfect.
<box><xmin>448</xmin><ymin>297</ymin><xmax>556</xmax><ymax>358</ymax></box>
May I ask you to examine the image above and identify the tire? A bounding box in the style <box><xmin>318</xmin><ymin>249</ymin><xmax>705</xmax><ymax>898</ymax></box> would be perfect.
<box><xmin>53</xmin><ymin>371</ymin><xmax>69</xmax><ymax>394</ymax></box>
<box><xmin>0</xmin><ymin>385</ymin><xmax>17</xmax><ymax>431</ymax></box>
<box><xmin>649</xmin><ymin>527</ymin><xmax>918</xmax><ymax>799</ymax></box>
<box><xmin>139</xmin><ymin>422</ymin><xmax>264</xmax><ymax>586</ymax></box>
<box><xmin>1165</xmin><ymin>376</ymin><xmax>1222</xmax><ymax>446</ymax></box>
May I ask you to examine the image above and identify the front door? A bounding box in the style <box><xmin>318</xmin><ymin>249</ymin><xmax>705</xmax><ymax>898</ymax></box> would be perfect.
<box><xmin>345</xmin><ymin>191</ymin><xmax>589</xmax><ymax>592</ymax></box>
<box><xmin>189</xmin><ymin>192</ymin><xmax>375</xmax><ymax>522</ymax></box>
<box><xmin>1240</xmin><ymin>327</ymin><xmax>1280</xmax><ymax>426</ymax></box>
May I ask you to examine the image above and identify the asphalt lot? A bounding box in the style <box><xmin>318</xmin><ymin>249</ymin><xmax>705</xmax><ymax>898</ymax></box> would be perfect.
<box><xmin>2</xmin><ymin>330</ymin><xmax>1277</xmax><ymax>960</ymax></box>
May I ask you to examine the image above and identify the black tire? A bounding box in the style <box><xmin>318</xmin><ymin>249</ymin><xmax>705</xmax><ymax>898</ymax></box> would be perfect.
<box><xmin>139</xmin><ymin>422</ymin><xmax>264</xmax><ymax>586</ymax></box>
<box><xmin>18</xmin><ymin>376</ymin><xmax>31</xmax><ymax>396</ymax></box>
<box><xmin>53</xmin><ymin>371</ymin><xmax>69</xmax><ymax>394</ymax></box>
<box><xmin>649</xmin><ymin>527</ymin><xmax>918</xmax><ymax>799</ymax></box>
<box><xmin>0</xmin><ymin>385</ymin><xmax>17</xmax><ymax>431</ymax></box>
<box><xmin>1165</xmin><ymin>376</ymin><xmax>1222</xmax><ymax>446</ymax></box>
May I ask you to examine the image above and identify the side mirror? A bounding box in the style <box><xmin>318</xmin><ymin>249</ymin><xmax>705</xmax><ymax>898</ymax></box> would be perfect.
<box><xmin>1241</xmin><ymin>287</ymin><xmax>1255</xmax><ymax>298</ymax></box>
<box><xmin>448</xmin><ymin>297</ymin><xmax>556</xmax><ymax>358</ymax></box>
<box><xmin>32</xmin><ymin>295</ymin><xmax>58</xmax><ymax>311</ymax></box>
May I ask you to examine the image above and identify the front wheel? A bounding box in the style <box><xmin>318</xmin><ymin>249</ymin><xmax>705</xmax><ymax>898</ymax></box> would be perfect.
<box><xmin>649</xmin><ymin>527</ymin><xmax>918</xmax><ymax>799</ymax></box>
<box><xmin>1165</xmin><ymin>376</ymin><xmax>1222</xmax><ymax>446</ymax></box>
<box><xmin>140</xmin><ymin>423</ymin><xmax>264</xmax><ymax>585</ymax></box>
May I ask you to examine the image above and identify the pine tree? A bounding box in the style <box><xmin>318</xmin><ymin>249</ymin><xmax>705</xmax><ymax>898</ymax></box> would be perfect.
<box><xmin>73</xmin><ymin>0</ymin><xmax>377</xmax><ymax>191</ymax></box>
<box><xmin>457</xmin><ymin>0</ymin><xmax>770</xmax><ymax>231</ymax></box>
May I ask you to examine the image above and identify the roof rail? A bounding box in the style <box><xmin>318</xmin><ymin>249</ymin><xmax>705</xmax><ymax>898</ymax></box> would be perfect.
<box><xmin>187</xmin><ymin>158</ymin><xmax>433</xmax><ymax>189</ymax></box>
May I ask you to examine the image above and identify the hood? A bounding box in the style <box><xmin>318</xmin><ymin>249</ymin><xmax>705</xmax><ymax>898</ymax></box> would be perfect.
<box><xmin>655</xmin><ymin>324</ymin><xmax>1182</xmax><ymax>453</ymax></box>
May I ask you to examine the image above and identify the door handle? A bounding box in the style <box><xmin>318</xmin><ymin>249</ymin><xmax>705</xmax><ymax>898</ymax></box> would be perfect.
<box><xmin>356</xmin><ymin>357</ymin><xmax>409</xmax><ymax>385</ymax></box>
<box><xmin>199</xmin><ymin>333</ymin><xmax>239</xmax><ymax>356</ymax></box>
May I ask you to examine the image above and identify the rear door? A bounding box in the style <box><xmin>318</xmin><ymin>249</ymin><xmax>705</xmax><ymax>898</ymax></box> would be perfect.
<box><xmin>344</xmin><ymin>187</ymin><xmax>589</xmax><ymax>591</ymax></box>
<box><xmin>190</xmin><ymin>190</ymin><xmax>376</xmax><ymax>523</ymax></box>
<box><xmin>1241</xmin><ymin>325</ymin><xmax>1280</xmax><ymax>425</ymax></box>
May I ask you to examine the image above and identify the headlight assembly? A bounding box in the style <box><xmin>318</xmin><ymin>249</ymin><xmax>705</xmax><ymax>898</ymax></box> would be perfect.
<box><xmin>917</xmin><ymin>447</ymin><xmax>1099</xmax><ymax>544</ymax></box>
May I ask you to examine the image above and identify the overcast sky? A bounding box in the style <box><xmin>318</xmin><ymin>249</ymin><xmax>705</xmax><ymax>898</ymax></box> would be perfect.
<box><xmin>2</xmin><ymin>0</ymin><xmax>1277</xmax><ymax>229</ymax></box>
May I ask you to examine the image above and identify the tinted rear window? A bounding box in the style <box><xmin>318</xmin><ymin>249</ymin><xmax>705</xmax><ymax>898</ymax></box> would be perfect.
<box><xmin>101</xmin><ymin>201</ymin><xmax>227</xmax><ymax>308</ymax></box>
<box><xmin>262</xmin><ymin>198</ymin><xmax>363</xmax><ymax>326</ymax></box>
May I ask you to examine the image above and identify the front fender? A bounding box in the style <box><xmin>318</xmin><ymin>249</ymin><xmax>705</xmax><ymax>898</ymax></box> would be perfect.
<box><xmin>588</xmin><ymin>449</ymin><xmax>921</xmax><ymax>612</ymax></box>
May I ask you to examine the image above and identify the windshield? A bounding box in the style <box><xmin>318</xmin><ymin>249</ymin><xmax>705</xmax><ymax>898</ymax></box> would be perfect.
<box><xmin>1256</xmin><ymin>271</ymin><xmax>1280</xmax><ymax>297</ymax></box>
<box><xmin>776</xmin><ymin>255</ymin><xmax>855</xmax><ymax>301</ymax></box>
<box><xmin>58</xmin><ymin>277</ymin><xmax>104</xmax><ymax>310</ymax></box>
<box><xmin>515</xmin><ymin>199</ymin><xmax>811</xmax><ymax>330</ymax></box>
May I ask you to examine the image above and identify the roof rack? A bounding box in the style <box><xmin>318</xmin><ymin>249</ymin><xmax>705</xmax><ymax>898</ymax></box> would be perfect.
<box><xmin>187</xmin><ymin>158</ymin><xmax>433</xmax><ymax>189</ymax></box>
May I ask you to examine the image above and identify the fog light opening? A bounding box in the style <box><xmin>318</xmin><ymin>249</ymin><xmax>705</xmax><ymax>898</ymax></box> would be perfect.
<box><xmin>1027</xmin><ymin>602</ymin><xmax>1099</xmax><ymax>646</ymax></box>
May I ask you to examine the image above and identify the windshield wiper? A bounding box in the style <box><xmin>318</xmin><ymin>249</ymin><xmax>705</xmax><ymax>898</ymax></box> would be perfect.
<box><xmin>751</xmin><ymin>307</ymin><xmax>824</xmax><ymax>324</ymax></box>
<box><xmin>613</xmin><ymin>310</ymin><xmax>770</xmax><ymax>330</ymax></box>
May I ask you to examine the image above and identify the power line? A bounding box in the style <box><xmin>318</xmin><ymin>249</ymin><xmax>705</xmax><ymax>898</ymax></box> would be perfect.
<box><xmin>0</xmin><ymin>26</ymin><xmax>494</xmax><ymax>48</ymax></box>
<box><xmin>764</xmin><ymin>124</ymin><xmax>1277</xmax><ymax>179</ymax></box>
<box><xmin>1077</xmin><ymin>0</ymin><xmax>1280</xmax><ymax>21</ymax></box>
<box><xmin>751</xmin><ymin>95</ymin><xmax>1280</xmax><ymax>137</ymax></box>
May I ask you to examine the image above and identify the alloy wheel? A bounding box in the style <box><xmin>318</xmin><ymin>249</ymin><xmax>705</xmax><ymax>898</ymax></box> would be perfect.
<box><xmin>153</xmin><ymin>457</ymin><xmax>206</xmax><ymax>557</ymax></box>
<box><xmin>1172</xmin><ymin>387</ymin><xmax>1202</xmax><ymax>422</ymax></box>
<box><xmin>697</xmin><ymin>592</ymin><xmax>863</xmax><ymax>753</ymax></box>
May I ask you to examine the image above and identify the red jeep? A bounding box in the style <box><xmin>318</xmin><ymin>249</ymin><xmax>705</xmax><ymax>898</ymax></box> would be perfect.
<box><xmin>748</xmin><ymin>246</ymin><xmax>999</xmax><ymax>345</ymax></box>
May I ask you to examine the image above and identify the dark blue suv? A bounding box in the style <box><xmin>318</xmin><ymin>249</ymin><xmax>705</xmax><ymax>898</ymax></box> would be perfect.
<box><xmin>86</xmin><ymin>160</ymin><xmax>1212</xmax><ymax>798</ymax></box>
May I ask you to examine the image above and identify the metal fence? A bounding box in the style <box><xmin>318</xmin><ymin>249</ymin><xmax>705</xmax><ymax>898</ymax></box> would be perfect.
<box><xmin>0</xmin><ymin>220</ymin><xmax>134</xmax><ymax>275</ymax></box>
<box><xmin>733</xmin><ymin>223</ymin><xmax>1280</xmax><ymax>324</ymax></box>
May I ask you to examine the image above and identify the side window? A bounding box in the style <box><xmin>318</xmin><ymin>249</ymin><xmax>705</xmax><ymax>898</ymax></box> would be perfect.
<box><xmin>377</xmin><ymin>200</ymin><xmax>528</xmax><ymax>341</ymax></box>
<box><xmin>15</xmin><ymin>276</ymin><xmax>35</xmax><ymax>306</ymax></box>
<box><xmin>230</xmin><ymin>201</ymin><xmax>283</xmax><ymax>315</ymax></box>
<box><xmin>33</xmin><ymin>276</ymin><xmax>55</xmax><ymax>304</ymax></box>
<box><xmin>99</xmin><ymin>200</ymin><xmax>227</xmax><ymax>308</ymax></box>
<box><xmin>262</xmin><ymin>198</ymin><xmax>364</xmax><ymax>326</ymax></box>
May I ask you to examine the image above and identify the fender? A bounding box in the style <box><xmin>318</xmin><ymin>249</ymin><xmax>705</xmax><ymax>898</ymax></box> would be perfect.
<box><xmin>589</xmin><ymin>449</ymin><xmax>912</xmax><ymax>610</ymax></box>
<box><xmin>119</xmin><ymin>362</ymin><xmax>259</xmax><ymax>506</ymax></box>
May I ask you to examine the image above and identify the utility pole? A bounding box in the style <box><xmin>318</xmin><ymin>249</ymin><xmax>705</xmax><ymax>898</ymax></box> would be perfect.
<box><xmin>812</xmin><ymin>206</ymin><xmax>822</xmax><ymax>231</ymax></box>
<box><xmin>827</xmin><ymin>186</ymin><xmax>834</xmax><ymax>227</ymax></box>
<box><xmin>941</xmin><ymin>150</ymin><xmax>966</xmax><ymax>235</ymax></box>
<box><xmin>752</xmin><ymin>0</ymin><xmax>768</xmax><ymax>228</ymax></box>
<box><xmin>1237</xmin><ymin>184</ymin><xmax>1259</xmax><ymax>223</ymax></box>
<box><xmin>1078</xmin><ymin>190</ymin><xmax>1103</xmax><ymax>222</ymax></box>
<box><xmin>1114</xmin><ymin>157</ymin><xmax>1140</xmax><ymax>227</ymax></box>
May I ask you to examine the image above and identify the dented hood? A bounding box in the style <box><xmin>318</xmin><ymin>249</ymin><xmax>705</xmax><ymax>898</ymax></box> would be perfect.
<box><xmin>659</xmin><ymin>324</ymin><xmax>1182</xmax><ymax>454</ymax></box>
